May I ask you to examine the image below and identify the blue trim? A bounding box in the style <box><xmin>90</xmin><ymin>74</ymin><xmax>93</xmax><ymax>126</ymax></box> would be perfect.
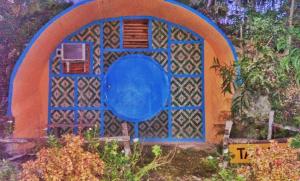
<box><xmin>201</xmin><ymin>40</ymin><xmax>206</xmax><ymax>141</ymax></box>
<box><xmin>148</xmin><ymin>19</ymin><xmax>153</xmax><ymax>49</ymax></box>
<box><xmin>170</xmin><ymin>40</ymin><xmax>203</xmax><ymax>44</ymax></box>
<box><xmin>141</xmin><ymin>138</ymin><xmax>205</xmax><ymax>142</ymax></box>
<box><xmin>134</xmin><ymin>122</ymin><xmax>139</xmax><ymax>138</ymax></box>
<box><xmin>170</xmin><ymin>106</ymin><xmax>203</xmax><ymax>110</ymax></box>
<box><xmin>173</xmin><ymin>74</ymin><xmax>203</xmax><ymax>78</ymax></box>
<box><xmin>49</xmin><ymin>107</ymin><xmax>105</xmax><ymax>111</ymax></box>
<box><xmin>99</xmin><ymin>21</ymin><xmax>105</xmax><ymax>136</ymax></box>
<box><xmin>7</xmin><ymin>0</ymin><xmax>95</xmax><ymax>116</ymax></box>
<box><xmin>47</xmin><ymin>52</ymin><xmax>56</xmax><ymax>135</ymax></box>
<box><xmin>167</xmin><ymin>23</ymin><xmax>172</xmax><ymax>139</ymax></box>
<box><xmin>119</xmin><ymin>17</ymin><xmax>124</xmax><ymax>49</ymax></box>
<box><xmin>103</xmin><ymin>48</ymin><xmax>167</xmax><ymax>52</ymax></box>
<box><xmin>74</xmin><ymin>77</ymin><xmax>79</xmax><ymax>134</ymax></box>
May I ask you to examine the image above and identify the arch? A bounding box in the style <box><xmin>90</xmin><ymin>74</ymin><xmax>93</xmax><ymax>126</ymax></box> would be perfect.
<box><xmin>8</xmin><ymin>0</ymin><xmax>236</xmax><ymax>143</ymax></box>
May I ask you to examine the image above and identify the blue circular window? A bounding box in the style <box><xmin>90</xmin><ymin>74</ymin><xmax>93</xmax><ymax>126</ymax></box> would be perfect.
<box><xmin>104</xmin><ymin>55</ymin><xmax>169</xmax><ymax>122</ymax></box>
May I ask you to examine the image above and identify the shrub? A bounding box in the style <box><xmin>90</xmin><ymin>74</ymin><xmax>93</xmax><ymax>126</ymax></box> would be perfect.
<box><xmin>290</xmin><ymin>134</ymin><xmax>300</xmax><ymax>149</ymax></box>
<box><xmin>237</xmin><ymin>141</ymin><xmax>300</xmax><ymax>181</ymax></box>
<box><xmin>0</xmin><ymin>160</ymin><xmax>17</xmax><ymax>181</ymax></box>
<box><xmin>100</xmin><ymin>141</ymin><xmax>174</xmax><ymax>181</ymax></box>
<box><xmin>20</xmin><ymin>135</ymin><xmax>104</xmax><ymax>181</ymax></box>
<box><xmin>202</xmin><ymin>155</ymin><xmax>246</xmax><ymax>181</ymax></box>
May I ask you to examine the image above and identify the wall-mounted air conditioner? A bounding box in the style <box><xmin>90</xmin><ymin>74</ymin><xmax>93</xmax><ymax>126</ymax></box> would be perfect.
<box><xmin>57</xmin><ymin>43</ymin><xmax>87</xmax><ymax>72</ymax></box>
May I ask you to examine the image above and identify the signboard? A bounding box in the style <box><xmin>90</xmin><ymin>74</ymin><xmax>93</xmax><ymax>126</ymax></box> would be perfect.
<box><xmin>229</xmin><ymin>143</ymin><xmax>287</xmax><ymax>163</ymax></box>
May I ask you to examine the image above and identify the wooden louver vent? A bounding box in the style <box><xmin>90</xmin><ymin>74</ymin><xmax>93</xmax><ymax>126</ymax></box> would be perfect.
<box><xmin>123</xmin><ymin>20</ymin><xmax>149</xmax><ymax>48</ymax></box>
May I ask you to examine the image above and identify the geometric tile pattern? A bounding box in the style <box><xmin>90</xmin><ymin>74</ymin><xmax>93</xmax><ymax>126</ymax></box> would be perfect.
<box><xmin>50</xmin><ymin>110</ymin><xmax>75</xmax><ymax>125</ymax></box>
<box><xmin>104</xmin><ymin>111</ymin><xmax>134</xmax><ymax>137</ymax></box>
<box><xmin>172</xmin><ymin>109</ymin><xmax>203</xmax><ymax>138</ymax></box>
<box><xmin>51</xmin><ymin>55</ymin><xmax>60</xmax><ymax>74</ymax></box>
<box><xmin>103</xmin><ymin>21</ymin><xmax>120</xmax><ymax>49</ymax></box>
<box><xmin>78</xmin><ymin>110</ymin><xmax>100</xmax><ymax>124</ymax></box>
<box><xmin>104</xmin><ymin>51</ymin><xmax>168</xmax><ymax>72</ymax></box>
<box><xmin>171</xmin><ymin>43</ymin><xmax>201</xmax><ymax>74</ymax></box>
<box><xmin>139</xmin><ymin>111</ymin><xmax>168</xmax><ymax>138</ymax></box>
<box><xmin>78</xmin><ymin>110</ymin><xmax>101</xmax><ymax>134</ymax></box>
<box><xmin>152</xmin><ymin>51</ymin><xmax>168</xmax><ymax>72</ymax></box>
<box><xmin>152</xmin><ymin>20</ymin><xmax>168</xmax><ymax>49</ymax></box>
<box><xmin>171</xmin><ymin>77</ymin><xmax>202</xmax><ymax>107</ymax></box>
<box><xmin>70</xmin><ymin>24</ymin><xmax>101</xmax><ymax>74</ymax></box>
<box><xmin>103</xmin><ymin>52</ymin><xmax>127</xmax><ymax>72</ymax></box>
<box><xmin>49</xmin><ymin>17</ymin><xmax>204</xmax><ymax>140</ymax></box>
<box><xmin>48</xmin><ymin>127</ymin><xmax>73</xmax><ymax>138</ymax></box>
<box><xmin>51</xmin><ymin>77</ymin><xmax>75</xmax><ymax>107</ymax></box>
<box><xmin>171</xmin><ymin>26</ymin><xmax>200</xmax><ymax>41</ymax></box>
<box><xmin>78</xmin><ymin>77</ymin><xmax>101</xmax><ymax>107</ymax></box>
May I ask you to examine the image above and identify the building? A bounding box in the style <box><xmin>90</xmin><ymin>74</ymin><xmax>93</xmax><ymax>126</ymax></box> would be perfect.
<box><xmin>8</xmin><ymin>0</ymin><xmax>237</xmax><ymax>144</ymax></box>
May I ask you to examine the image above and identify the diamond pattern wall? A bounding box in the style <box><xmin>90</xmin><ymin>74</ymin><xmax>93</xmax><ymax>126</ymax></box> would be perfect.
<box><xmin>171</xmin><ymin>43</ymin><xmax>202</xmax><ymax>74</ymax></box>
<box><xmin>104</xmin><ymin>111</ymin><xmax>134</xmax><ymax>137</ymax></box>
<box><xmin>172</xmin><ymin>109</ymin><xmax>203</xmax><ymax>138</ymax></box>
<box><xmin>78</xmin><ymin>110</ymin><xmax>101</xmax><ymax>134</ymax></box>
<box><xmin>49</xmin><ymin>17</ymin><xmax>205</xmax><ymax>140</ymax></box>
<box><xmin>171</xmin><ymin>77</ymin><xmax>202</xmax><ymax>107</ymax></box>
<box><xmin>171</xmin><ymin>26</ymin><xmax>200</xmax><ymax>41</ymax></box>
<box><xmin>152</xmin><ymin>20</ymin><xmax>168</xmax><ymax>49</ymax></box>
<box><xmin>103</xmin><ymin>21</ymin><xmax>120</xmax><ymax>49</ymax></box>
<box><xmin>78</xmin><ymin>77</ymin><xmax>101</xmax><ymax>107</ymax></box>
<box><xmin>50</xmin><ymin>110</ymin><xmax>75</xmax><ymax>125</ymax></box>
<box><xmin>139</xmin><ymin>111</ymin><xmax>168</xmax><ymax>138</ymax></box>
<box><xmin>51</xmin><ymin>77</ymin><xmax>75</xmax><ymax>107</ymax></box>
<box><xmin>104</xmin><ymin>51</ymin><xmax>168</xmax><ymax>72</ymax></box>
<box><xmin>51</xmin><ymin>55</ymin><xmax>60</xmax><ymax>74</ymax></box>
<box><xmin>49</xmin><ymin>110</ymin><xmax>75</xmax><ymax>137</ymax></box>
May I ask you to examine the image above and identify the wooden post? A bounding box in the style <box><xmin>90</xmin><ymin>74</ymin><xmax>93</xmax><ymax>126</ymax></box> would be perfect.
<box><xmin>121</xmin><ymin>122</ymin><xmax>131</xmax><ymax>156</ymax></box>
<box><xmin>223</xmin><ymin>120</ymin><xmax>233</xmax><ymax>168</ymax></box>
<box><xmin>267</xmin><ymin>111</ymin><xmax>274</xmax><ymax>140</ymax></box>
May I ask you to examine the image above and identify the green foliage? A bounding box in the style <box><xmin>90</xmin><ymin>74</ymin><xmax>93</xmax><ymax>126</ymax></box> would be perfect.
<box><xmin>100</xmin><ymin>141</ymin><xmax>173</xmax><ymax>181</ymax></box>
<box><xmin>211</xmin><ymin>9</ymin><xmax>300</xmax><ymax>133</ymax></box>
<box><xmin>211</xmin><ymin>58</ymin><xmax>236</xmax><ymax>95</ymax></box>
<box><xmin>152</xmin><ymin>145</ymin><xmax>162</xmax><ymax>157</ymax></box>
<box><xmin>212</xmin><ymin>168</ymin><xmax>246</xmax><ymax>181</ymax></box>
<box><xmin>47</xmin><ymin>134</ymin><xmax>61</xmax><ymax>148</ymax></box>
<box><xmin>201</xmin><ymin>155</ymin><xmax>246</xmax><ymax>181</ymax></box>
<box><xmin>0</xmin><ymin>160</ymin><xmax>17</xmax><ymax>181</ymax></box>
<box><xmin>83</xmin><ymin>124</ymin><xmax>101</xmax><ymax>152</ymax></box>
<box><xmin>201</xmin><ymin>156</ymin><xmax>219</xmax><ymax>173</ymax></box>
<box><xmin>290</xmin><ymin>134</ymin><xmax>300</xmax><ymax>149</ymax></box>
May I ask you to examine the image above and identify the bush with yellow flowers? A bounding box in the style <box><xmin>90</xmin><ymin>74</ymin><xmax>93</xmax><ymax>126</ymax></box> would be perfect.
<box><xmin>20</xmin><ymin>135</ymin><xmax>104</xmax><ymax>181</ymax></box>
<box><xmin>237</xmin><ymin>141</ymin><xmax>300</xmax><ymax>181</ymax></box>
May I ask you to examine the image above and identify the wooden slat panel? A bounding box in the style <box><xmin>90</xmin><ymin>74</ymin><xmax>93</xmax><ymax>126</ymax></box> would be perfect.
<box><xmin>123</xmin><ymin>20</ymin><xmax>148</xmax><ymax>48</ymax></box>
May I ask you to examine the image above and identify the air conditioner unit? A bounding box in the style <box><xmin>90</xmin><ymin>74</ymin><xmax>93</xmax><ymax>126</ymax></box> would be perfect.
<box><xmin>62</xmin><ymin>43</ymin><xmax>86</xmax><ymax>61</ymax></box>
<box><xmin>60</xmin><ymin>43</ymin><xmax>87</xmax><ymax>72</ymax></box>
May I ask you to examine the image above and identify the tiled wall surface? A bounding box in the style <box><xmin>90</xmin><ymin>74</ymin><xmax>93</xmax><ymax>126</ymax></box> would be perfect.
<box><xmin>49</xmin><ymin>17</ymin><xmax>204</xmax><ymax>142</ymax></box>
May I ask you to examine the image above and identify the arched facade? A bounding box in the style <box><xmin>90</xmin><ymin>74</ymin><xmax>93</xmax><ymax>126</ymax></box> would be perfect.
<box><xmin>8</xmin><ymin>0</ymin><xmax>236</xmax><ymax>143</ymax></box>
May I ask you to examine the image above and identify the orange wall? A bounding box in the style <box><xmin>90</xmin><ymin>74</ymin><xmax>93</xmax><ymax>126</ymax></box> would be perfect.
<box><xmin>11</xmin><ymin>0</ymin><xmax>234</xmax><ymax>143</ymax></box>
